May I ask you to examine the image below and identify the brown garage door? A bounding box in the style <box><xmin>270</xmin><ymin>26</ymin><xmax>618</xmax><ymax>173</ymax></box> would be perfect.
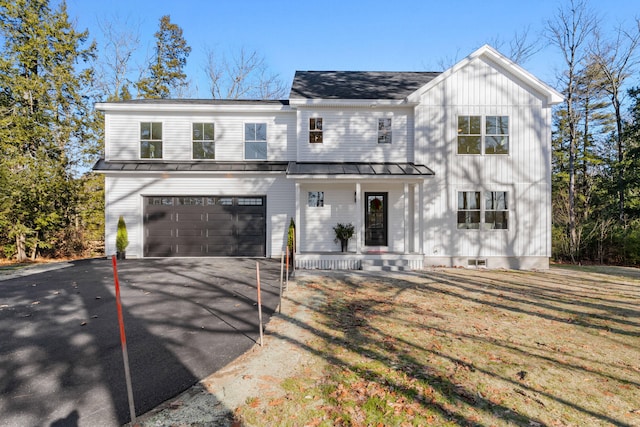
<box><xmin>143</xmin><ymin>196</ymin><xmax>266</xmax><ymax>257</ymax></box>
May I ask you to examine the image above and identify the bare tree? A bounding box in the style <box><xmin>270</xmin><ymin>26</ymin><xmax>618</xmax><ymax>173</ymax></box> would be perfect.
<box><xmin>94</xmin><ymin>15</ymin><xmax>141</xmax><ymax>100</ymax></box>
<box><xmin>591</xmin><ymin>20</ymin><xmax>640</xmax><ymax>223</ymax></box>
<box><xmin>204</xmin><ymin>46</ymin><xmax>287</xmax><ymax>100</ymax></box>
<box><xmin>547</xmin><ymin>0</ymin><xmax>598</xmax><ymax>262</ymax></box>
<box><xmin>488</xmin><ymin>26</ymin><xmax>543</xmax><ymax>65</ymax></box>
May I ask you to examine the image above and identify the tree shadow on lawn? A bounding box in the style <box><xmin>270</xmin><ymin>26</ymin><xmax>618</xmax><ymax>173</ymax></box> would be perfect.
<box><xmin>258</xmin><ymin>269</ymin><xmax>639</xmax><ymax>426</ymax></box>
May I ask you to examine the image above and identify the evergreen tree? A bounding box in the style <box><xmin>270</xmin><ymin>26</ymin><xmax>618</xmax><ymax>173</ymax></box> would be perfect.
<box><xmin>136</xmin><ymin>15</ymin><xmax>191</xmax><ymax>99</ymax></box>
<box><xmin>0</xmin><ymin>0</ymin><xmax>95</xmax><ymax>260</ymax></box>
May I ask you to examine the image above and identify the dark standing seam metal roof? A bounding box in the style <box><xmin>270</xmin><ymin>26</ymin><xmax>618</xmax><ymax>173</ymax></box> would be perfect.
<box><xmin>93</xmin><ymin>160</ymin><xmax>434</xmax><ymax>176</ymax></box>
<box><xmin>92</xmin><ymin>159</ymin><xmax>290</xmax><ymax>172</ymax></box>
<box><xmin>289</xmin><ymin>71</ymin><xmax>441</xmax><ymax>100</ymax></box>
<box><xmin>286</xmin><ymin>162</ymin><xmax>434</xmax><ymax>176</ymax></box>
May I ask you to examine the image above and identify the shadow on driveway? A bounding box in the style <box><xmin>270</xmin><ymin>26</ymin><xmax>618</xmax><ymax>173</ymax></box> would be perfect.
<box><xmin>0</xmin><ymin>257</ymin><xmax>282</xmax><ymax>426</ymax></box>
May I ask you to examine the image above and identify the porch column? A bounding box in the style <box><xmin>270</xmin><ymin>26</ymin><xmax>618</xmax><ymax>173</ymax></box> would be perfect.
<box><xmin>355</xmin><ymin>182</ymin><xmax>362</xmax><ymax>254</ymax></box>
<box><xmin>404</xmin><ymin>182</ymin><xmax>409</xmax><ymax>254</ymax></box>
<box><xmin>419</xmin><ymin>181</ymin><xmax>424</xmax><ymax>254</ymax></box>
<box><xmin>295</xmin><ymin>182</ymin><xmax>300</xmax><ymax>255</ymax></box>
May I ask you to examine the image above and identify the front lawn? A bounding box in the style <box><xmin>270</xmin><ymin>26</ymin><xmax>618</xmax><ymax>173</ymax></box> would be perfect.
<box><xmin>237</xmin><ymin>267</ymin><xmax>640</xmax><ymax>426</ymax></box>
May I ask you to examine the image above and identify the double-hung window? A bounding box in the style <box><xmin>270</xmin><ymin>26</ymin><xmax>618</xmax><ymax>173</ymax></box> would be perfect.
<box><xmin>309</xmin><ymin>118</ymin><xmax>323</xmax><ymax>143</ymax></box>
<box><xmin>378</xmin><ymin>118</ymin><xmax>392</xmax><ymax>144</ymax></box>
<box><xmin>192</xmin><ymin>122</ymin><xmax>215</xmax><ymax>159</ymax></box>
<box><xmin>484</xmin><ymin>191</ymin><xmax>508</xmax><ymax>229</ymax></box>
<box><xmin>457</xmin><ymin>191</ymin><xmax>481</xmax><ymax>229</ymax></box>
<box><xmin>457</xmin><ymin>191</ymin><xmax>509</xmax><ymax>229</ymax></box>
<box><xmin>245</xmin><ymin>123</ymin><xmax>267</xmax><ymax>160</ymax></box>
<box><xmin>140</xmin><ymin>122</ymin><xmax>162</xmax><ymax>159</ymax></box>
<box><xmin>457</xmin><ymin>115</ymin><xmax>509</xmax><ymax>155</ymax></box>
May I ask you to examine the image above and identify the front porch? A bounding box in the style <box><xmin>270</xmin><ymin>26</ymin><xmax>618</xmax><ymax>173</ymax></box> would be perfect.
<box><xmin>295</xmin><ymin>252</ymin><xmax>424</xmax><ymax>271</ymax></box>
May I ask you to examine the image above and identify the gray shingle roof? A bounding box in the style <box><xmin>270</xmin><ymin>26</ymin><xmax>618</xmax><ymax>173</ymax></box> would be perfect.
<box><xmin>289</xmin><ymin>71</ymin><xmax>441</xmax><ymax>100</ymax></box>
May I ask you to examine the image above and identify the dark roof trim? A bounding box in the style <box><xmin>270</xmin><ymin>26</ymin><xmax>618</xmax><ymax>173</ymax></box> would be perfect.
<box><xmin>286</xmin><ymin>162</ymin><xmax>434</xmax><ymax>176</ymax></box>
<box><xmin>99</xmin><ymin>99</ymin><xmax>289</xmax><ymax>106</ymax></box>
<box><xmin>93</xmin><ymin>159</ymin><xmax>289</xmax><ymax>172</ymax></box>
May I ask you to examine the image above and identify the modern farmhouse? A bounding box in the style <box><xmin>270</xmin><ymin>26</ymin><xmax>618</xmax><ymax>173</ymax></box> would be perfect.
<box><xmin>94</xmin><ymin>45</ymin><xmax>562</xmax><ymax>270</ymax></box>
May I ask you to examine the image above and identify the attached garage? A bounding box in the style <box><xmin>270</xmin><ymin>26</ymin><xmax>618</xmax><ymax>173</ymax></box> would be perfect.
<box><xmin>143</xmin><ymin>196</ymin><xmax>266</xmax><ymax>257</ymax></box>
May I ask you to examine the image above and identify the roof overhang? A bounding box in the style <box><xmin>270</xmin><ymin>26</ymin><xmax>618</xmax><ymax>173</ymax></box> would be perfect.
<box><xmin>406</xmin><ymin>44</ymin><xmax>564</xmax><ymax>106</ymax></box>
<box><xmin>95</xmin><ymin>101</ymin><xmax>292</xmax><ymax>113</ymax></box>
<box><xmin>286</xmin><ymin>162</ymin><xmax>434</xmax><ymax>180</ymax></box>
<box><xmin>92</xmin><ymin>159</ymin><xmax>289</xmax><ymax>173</ymax></box>
<box><xmin>288</xmin><ymin>99</ymin><xmax>418</xmax><ymax>109</ymax></box>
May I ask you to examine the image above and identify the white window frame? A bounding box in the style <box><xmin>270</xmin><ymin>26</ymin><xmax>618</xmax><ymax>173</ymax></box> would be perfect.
<box><xmin>244</xmin><ymin>122</ymin><xmax>267</xmax><ymax>160</ymax></box>
<box><xmin>309</xmin><ymin>117</ymin><xmax>323</xmax><ymax>143</ymax></box>
<box><xmin>457</xmin><ymin>115</ymin><xmax>509</xmax><ymax>155</ymax></box>
<box><xmin>308</xmin><ymin>191</ymin><xmax>324</xmax><ymax>207</ymax></box>
<box><xmin>140</xmin><ymin>122</ymin><xmax>163</xmax><ymax>159</ymax></box>
<box><xmin>192</xmin><ymin>122</ymin><xmax>215</xmax><ymax>160</ymax></box>
<box><xmin>457</xmin><ymin>190</ymin><xmax>509</xmax><ymax>230</ymax></box>
<box><xmin>378</xmin><ymin>118</ymin><xmax>392</xmax><ymax>144</ymax></box>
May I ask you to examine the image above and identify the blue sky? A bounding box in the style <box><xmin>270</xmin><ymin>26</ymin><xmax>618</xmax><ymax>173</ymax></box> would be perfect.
<box><xmin>65</xmin><ymin>0</ymin><xmax>639</xmax><ymax>98</ymax></box>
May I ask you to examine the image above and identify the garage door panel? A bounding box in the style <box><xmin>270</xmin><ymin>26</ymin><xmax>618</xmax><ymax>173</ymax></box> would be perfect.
<box><xmin>176</xmin><ymin>228</ymin><xmax>204</xmax><ymax>237</ymax></box>
<box><xmin>144</xmin><ymin>196</ymin><xmax>265</xmax><ymax>257</ymax></box>
<box><xmin>175</xmin><ymin>245</ymin><xmax>206</xmax><ymax>256</ymax></box>
<box><xmin>207</xmin><ymin>228</ymin><xmax>234</xmax><ymax>237</ymax></box>
<box><xmin>145</xmin><ymin>243</ymin><xmax>174</xmax><ymax>257</ymax></box>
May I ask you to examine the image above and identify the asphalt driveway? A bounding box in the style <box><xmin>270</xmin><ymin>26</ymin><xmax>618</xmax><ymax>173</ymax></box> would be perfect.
<box><xmin>0</xmin><ymin>257</ymin><xmax>283</xmax><ymax>427</ymax></box>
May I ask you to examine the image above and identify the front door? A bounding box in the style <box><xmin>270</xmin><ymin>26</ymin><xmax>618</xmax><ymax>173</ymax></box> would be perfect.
<box><xmin>365</xmin><ymin>192</ymin><xmax>387</xmax><ymax>246</ymax></box>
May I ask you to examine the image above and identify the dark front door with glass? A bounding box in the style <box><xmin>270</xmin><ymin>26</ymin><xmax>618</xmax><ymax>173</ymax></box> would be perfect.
<box><xmin>365</xmin><ymin>192</ymin><xmax>388</xmax><ymax>246</ymax></box>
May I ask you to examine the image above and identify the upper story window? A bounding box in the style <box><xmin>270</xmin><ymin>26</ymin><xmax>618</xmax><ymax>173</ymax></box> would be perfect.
<box><xmin>485</xmin><ymin>116</ymin><xmax>509</xmax><ymax>154</ymax></box>
<box><xmin>457</xmin><ymin>190</ymin><xmax>509</xmax><ymax>230</ymax></box>
<box><xmin>457</xmin><ymin>115</ymin><xmax>509</xmax><ymax>155</ymax></box>
<box><xmin>378</xmin><ymin>118</ymin><xmax>392</xmax><ymax>144</ymax></box>
<box><xmin>192</xmin><ymin>122</ymin><xmax>215</xmax><ymax>159</ymax></box>
<box><xmin>309</xmin><ymin>118</ymin><xmax>323</xmax><ymax>143</ymax></box>
<box><xmin>140</xmin><ymin>122</ymin><xmax>162</xmax><ymax>159</ymax></box>
<box><xmin>244</xmin><ymin>123</ymin><xmax>267</xmax><ymax>160</ymax></box>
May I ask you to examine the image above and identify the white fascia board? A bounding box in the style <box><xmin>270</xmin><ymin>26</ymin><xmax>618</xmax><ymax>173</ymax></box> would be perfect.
<box><xmin>406</xmin><ymin>44</ymin><xmax>564</xmax><ymax>106</ymax></box>
<box><xmin>95</xmin><ymin>102</ymin><xmax>292</xmax><ymax>113</ymax></box>
<box><xmin>288</xmin><ymin>99</ymin><xmax>418</xmax><ymax>108</ymax></box>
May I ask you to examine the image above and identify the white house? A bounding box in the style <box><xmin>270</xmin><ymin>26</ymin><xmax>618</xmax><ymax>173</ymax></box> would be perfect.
<box><xmin>94</xmin><ymin>45</ymin><xmax>563</xmax><ymax>270</ymax></box>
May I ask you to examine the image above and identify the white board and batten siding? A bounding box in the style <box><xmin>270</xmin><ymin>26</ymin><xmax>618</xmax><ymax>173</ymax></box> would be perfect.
<box><xmin>104</xmin><ymin>174</ymin><xmax>294</xmax><ymax>258</ymax></box>
<box><xmin>416</xmin><ymin>56</ymin><xmax>553</xmax><ymax>268</ymax></box>
<box><xmin>296</xmin><ymin>108</ymin><xmax>413</xmax><ymax>163</ymax></box>
<box><xmin>105</xmin><ymin>110</ymin><xmax>296</xmax><ymax>162</ymax></box>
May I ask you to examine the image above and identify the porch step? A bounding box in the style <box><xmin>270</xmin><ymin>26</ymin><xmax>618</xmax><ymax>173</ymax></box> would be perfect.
<box><xmin>361</xmin><ymin>259</ymin><xmax>411</xmax><ymax>272</ymax></box>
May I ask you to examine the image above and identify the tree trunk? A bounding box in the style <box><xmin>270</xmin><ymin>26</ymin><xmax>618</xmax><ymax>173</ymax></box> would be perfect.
<box><xmin>16</xmin><ymin>233</ymin><xmax>27</xmax><ymax>262</ymax></box>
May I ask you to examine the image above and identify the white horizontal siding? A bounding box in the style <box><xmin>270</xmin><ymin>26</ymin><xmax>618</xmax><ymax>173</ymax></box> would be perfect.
<box><xmin>298</xmin><ymin>182</ymin><xmax>407</xmax><ymax>253</ymax></box>
<box><xmin>105</xmin><ymin>110</ymin><xmax>296</xmax><ymax>162</ymax></box>
<box><xmin>104</xmin><ymin>174</ymin><xmax>294</xmax><ymax>258</ymax></box>
<box><xmin>296</xmin><ymin>108</ymin><xmax>412</xmax><ymax>163</ymax></box>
